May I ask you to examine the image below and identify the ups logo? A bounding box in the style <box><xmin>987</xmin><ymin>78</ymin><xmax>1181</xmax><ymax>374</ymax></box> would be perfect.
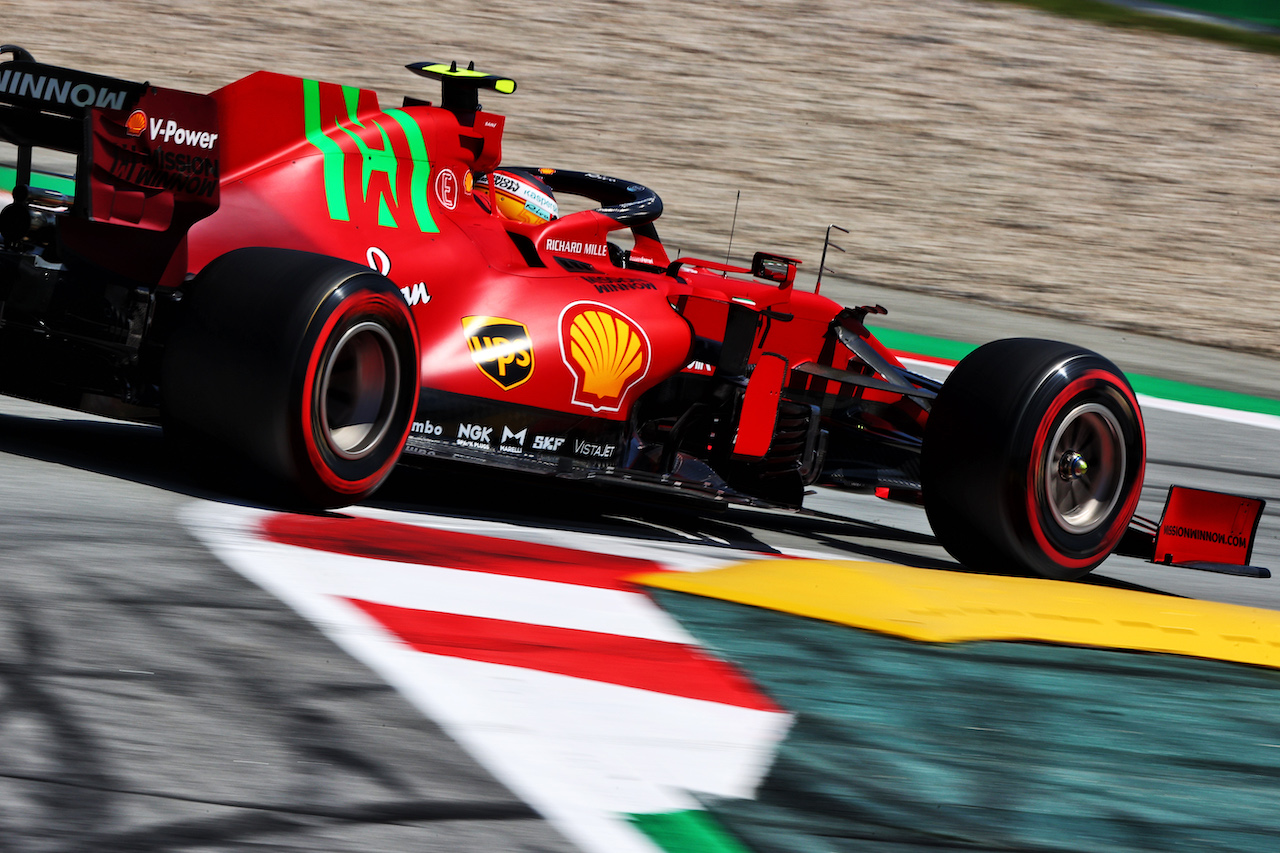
<box><xmin>463</xmin><ymin>316</ymin><xmax>534</xmax><ymax>390</ymax></box>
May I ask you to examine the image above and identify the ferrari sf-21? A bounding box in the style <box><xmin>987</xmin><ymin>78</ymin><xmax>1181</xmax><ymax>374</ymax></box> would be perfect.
<box><xmin>0</xmin><ymin>47</ymin><xmax>1264</xmax><ymax>579</ymax></box>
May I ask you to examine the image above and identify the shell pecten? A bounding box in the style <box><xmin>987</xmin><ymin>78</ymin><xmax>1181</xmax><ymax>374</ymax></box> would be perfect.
<box><xmin>568</xmin><ymin>309</ymin><xmax>645</xmax><ymax>400</ymax></box>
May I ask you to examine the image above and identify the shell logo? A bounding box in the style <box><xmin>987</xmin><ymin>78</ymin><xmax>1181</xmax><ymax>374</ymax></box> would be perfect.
<box><xmin>125</xmin><ymin>109</ymin><xmax>147</xmax><ymax>137</ymax></box>
<box><xmin>558</xmin><ymin>302</ymin><xmax>650</xmax><ymax>412</ymax></box>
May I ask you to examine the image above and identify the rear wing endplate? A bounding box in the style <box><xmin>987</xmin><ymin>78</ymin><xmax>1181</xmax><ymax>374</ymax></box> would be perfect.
<box><xmin>0</xmin><ymin>47</ymin><xmax>220</xmax><ymax>284</ymax></box>
<box><xmin>0</xmin><ymin>46</ymin><xmax>148</xmax><ymax>193</ymax></box>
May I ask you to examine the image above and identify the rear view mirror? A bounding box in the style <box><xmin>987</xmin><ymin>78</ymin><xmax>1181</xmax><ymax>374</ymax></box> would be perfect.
<box><xmin>751</xmin><ymin>252</ymin><xmax>799</xmax><ymax>285</ymax></box>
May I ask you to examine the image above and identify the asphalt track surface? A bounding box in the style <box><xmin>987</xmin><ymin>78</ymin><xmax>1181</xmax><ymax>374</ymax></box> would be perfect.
<box><xmin>0</xmin><ymin>288</ymin><xmax>1277</xmax><ymax>852</ymax></box>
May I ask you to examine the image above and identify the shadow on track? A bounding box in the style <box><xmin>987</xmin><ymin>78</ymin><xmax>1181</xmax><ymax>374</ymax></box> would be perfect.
<box><xmin>371</xmin><ymin>455</ymin><xmax>970</xmax><ymax>570</ymax></box>
<box><xmin>0</xmin><ymin>406</ymin><xmax>573</xmax><ymax>853</ymax></box>
<box><xmin>0</xmin><ymin>411</ymin><xmax>283</xmax><ymax>508</ymax></box>
<box><xmin>0</xmin><ymin>407</ymin><xmax>948</xmax><ymax>568</ymax></box>
<box><xmin>0</xmin><ymin>406</ymin><xmax>1177</xmax><ymax>592</ymax></box>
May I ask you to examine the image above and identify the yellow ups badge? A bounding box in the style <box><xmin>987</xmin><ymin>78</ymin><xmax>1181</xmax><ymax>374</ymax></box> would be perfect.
<box><xmin>558</xmin><ymin>301</ymin><xmax>650</xmax><ymax>412</ymax></box>
<box><xmin>463</xmin><ymin>316</ymin><xmax>534</xmax><ymax>390</ymax></box>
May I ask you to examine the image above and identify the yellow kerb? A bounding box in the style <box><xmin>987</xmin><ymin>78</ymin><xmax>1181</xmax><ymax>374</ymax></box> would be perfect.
<box><xmin>632</xmin><ymin>558</ymin><xmax>1280</xmax><ymax>670</ymax></box>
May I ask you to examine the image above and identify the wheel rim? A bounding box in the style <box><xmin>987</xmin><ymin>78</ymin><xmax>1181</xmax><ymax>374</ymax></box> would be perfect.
<box><xmin>317</xmin><ymin>320</ymin><xmax>401</xmax><ymax>461</ymax></box>
<box><xmin>1043</xmin><ymin>402</ymin><xmax>1125</xmax><ymax>535</ymax></box>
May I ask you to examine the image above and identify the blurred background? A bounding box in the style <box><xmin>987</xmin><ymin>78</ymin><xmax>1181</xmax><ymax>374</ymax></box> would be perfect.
<box><xmin>6</xmin><ymin>0</ymin><xmax>1279</xmax><ymax>355</ymax></box>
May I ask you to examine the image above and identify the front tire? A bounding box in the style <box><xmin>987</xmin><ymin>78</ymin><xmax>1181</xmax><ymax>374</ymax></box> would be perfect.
<box><xmin>920</xmin><ymin>338</ymin><xmax>1145</xmax><ymax>580</ymax></box>
<box><xmin>162</xmin><ymin>248</ymin><xmax>419</xmax><ymax>508</ymax></box>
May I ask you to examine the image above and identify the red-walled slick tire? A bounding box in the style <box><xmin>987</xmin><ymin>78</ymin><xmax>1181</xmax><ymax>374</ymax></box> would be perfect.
<box><xmin>920</xmin><ymin>338</ymin><xmax>1145</xmax><ymax>580</ymax></box>
<box><xmin>162</xmin><ymin>248</ymin><xmax>420</xmax><ymax>508</ymax></box>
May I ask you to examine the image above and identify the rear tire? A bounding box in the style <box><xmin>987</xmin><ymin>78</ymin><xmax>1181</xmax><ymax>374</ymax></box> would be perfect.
<box><xmin>920</xmin><ymin>338</ymin><xmax>1145</xmax><ymax>580</ymax></box>
<box><xmin>162</xmin><ymin>248</ymin><xmax>419</xmax><ymax>508</ymax></box>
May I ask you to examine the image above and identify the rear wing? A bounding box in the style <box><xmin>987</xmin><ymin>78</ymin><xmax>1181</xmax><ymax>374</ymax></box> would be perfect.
<box><xmin>0</xmin><ymin>46</ymin><xmax>220</xmax><ymax>283</ymax></box>
<box><xmin>0</xmin><ymin>47</ymin><xmax>135</xmax><ymax>167</ymax></box>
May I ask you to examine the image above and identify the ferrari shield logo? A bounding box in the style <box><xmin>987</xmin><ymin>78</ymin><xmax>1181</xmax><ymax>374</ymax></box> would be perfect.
<box><xmin>463</xmin><ymin>316</ymin><xmax>534</xmax><ymax>390</ymax></box>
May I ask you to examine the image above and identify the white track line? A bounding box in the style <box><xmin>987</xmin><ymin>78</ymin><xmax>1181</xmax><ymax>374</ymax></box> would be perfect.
<box><xmin>1136</xmin><ymin>395</ymin><xmax>1280</xmax><ymax>432</ymax></box>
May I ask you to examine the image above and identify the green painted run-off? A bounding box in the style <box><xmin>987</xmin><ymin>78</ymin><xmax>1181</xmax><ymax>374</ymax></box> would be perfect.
<box><xmin>0</xmin><ymin>164</ymin><xmax>75</xmax><ymax>196</ymax></box>
<box><xmin>1150</xmin><ymin>0</ymin><xmax>1280</xmax><ymax>27</ymax></box>
<box><xmin>629</xmin><ymin>809</ymin><xmax>753</xmax><ymax>853</ymax></box>
<box><xmin>872</xmin><ymin>326</ymin><xmax>1280</xmax><ymax>417</ymax></box>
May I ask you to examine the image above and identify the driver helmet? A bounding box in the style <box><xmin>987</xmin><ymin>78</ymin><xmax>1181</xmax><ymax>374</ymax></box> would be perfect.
<box><xmin>475</xmin><ymin>168</ymin><xmax>558</xmax><ymax>225</ymax></box>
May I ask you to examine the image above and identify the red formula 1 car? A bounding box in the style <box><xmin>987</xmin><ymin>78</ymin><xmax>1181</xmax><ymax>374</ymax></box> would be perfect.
<box><xmin>0</xmin><ymin>47</ymin><xmax>1264</xmax><ymax>580</ymax></box>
